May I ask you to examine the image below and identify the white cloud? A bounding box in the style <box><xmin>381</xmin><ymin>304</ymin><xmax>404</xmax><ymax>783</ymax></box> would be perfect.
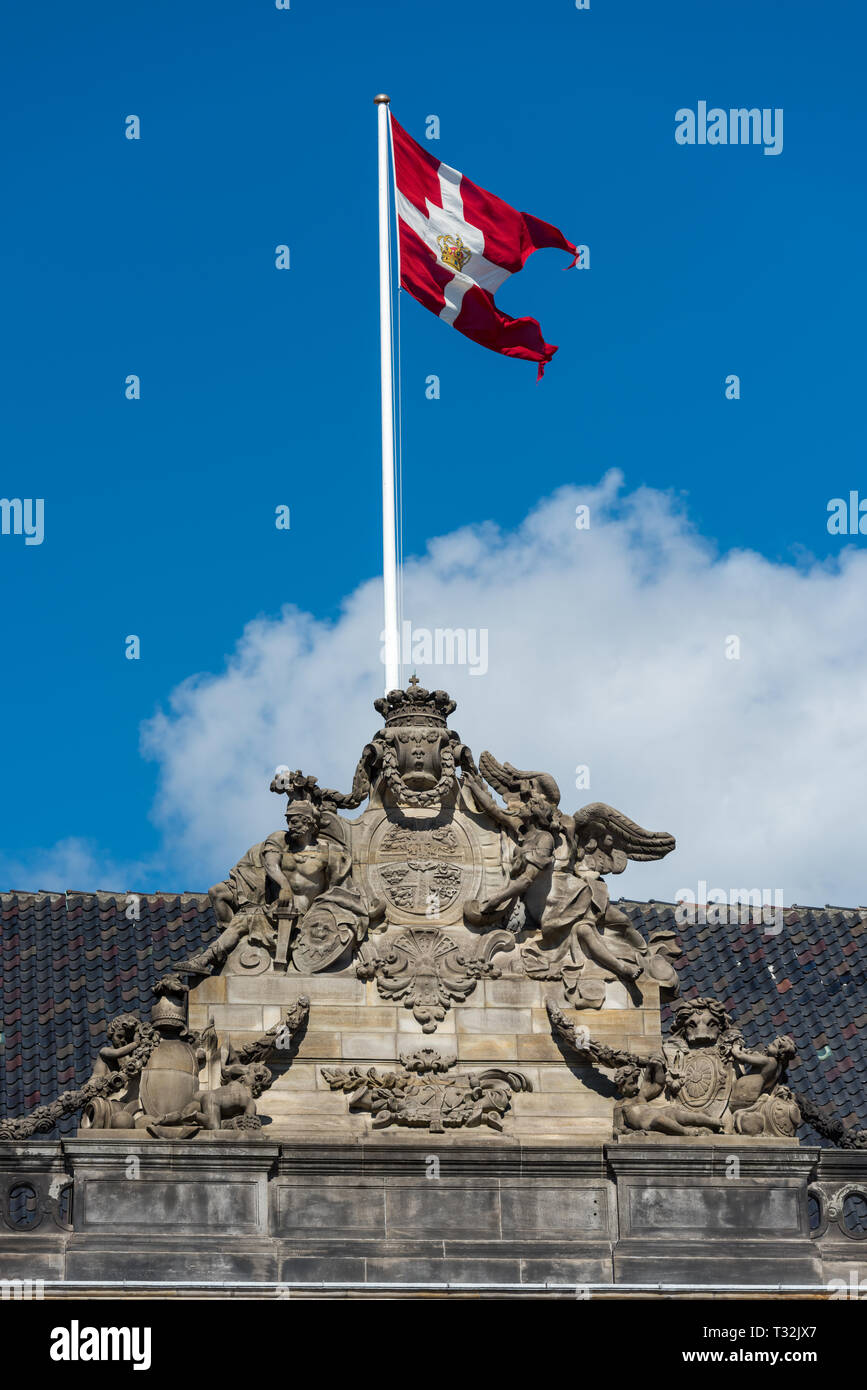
<box><xmin>13</xmin><ymin>472</ymin><xmax>867</xmax><ymax>908</ymax></box>
<box><xmin>0</xmin><ymin>838</ymin><xmax>155</xmax><ymax>896</ymax></box>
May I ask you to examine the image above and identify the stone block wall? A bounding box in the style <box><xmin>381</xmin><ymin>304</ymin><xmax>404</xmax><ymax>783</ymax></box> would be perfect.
<box><xmin>188</xmin><ymin>968</ymin><xmax>665</xmax><ymax>1142</ymax></box>
<box><xmin>2</xmin><ymin>1137</ymin><xmax>864</xmax><ymax>1294</ymax></box>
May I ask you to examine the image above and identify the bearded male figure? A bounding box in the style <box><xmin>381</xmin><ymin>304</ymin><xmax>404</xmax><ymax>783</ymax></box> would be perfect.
<box><xmin>183</xmin><ymin>800</ymin><xmax>372</xmax><ymax>975</ymax></box>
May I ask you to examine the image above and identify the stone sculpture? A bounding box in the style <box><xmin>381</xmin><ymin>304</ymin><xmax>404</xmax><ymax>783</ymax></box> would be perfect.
<box><xmin>0</xmin><ymin>974</ymin><xmax>311</xmax><ymax>1141</ymax></box>
<box><xmin>173</xmin><ymin>683</ymin><xmax>679</xmax><ymax>999</ymax></box>
<box><xmin>152</xmin><ymin>1060</ymin><xmax>272</xmax><ymax>1135</ymax></box>
<box><xmin>1</xmin><ymin>681</ymin><xmax>848</xmax><ymax>1155</ymax></box>
<box><xmin>464</xmin><ymin>751</ymin><xmax>678</xmax><ymax>1005</ymax></box>
<box><xmin>182</xmin><ymin>797</ymin><xmax>378</xmax><ymax>976</ymax></box>
<box><xmin>0</xmin><ymin>1014</ymin><xmax>160</xmax><ymax>1141</ymax></box>
<box><xmin>548</xmin><ymin>995</ymin><xmax>802</xmax><ymax>1139</ymax></box>
<box><xmin>82</xmin><ymin>1014</ymin><xmax>161</xmax><ymax>1130</ymax></box>
<box><xmin>728</xmin><ymin>1036</ymin><xmax>800</xmax><ymax>1136</ymax></box>
<box><xmin>136</xmin><ymin>991</ymin><xmax>309</xmax><ymax>1138</ymax></box>
<box><xmin>322</xmin><ymin>1050</ymin><xmax>532</xmax><ymax>1132</ymax></box>
<box><xmin>612</xmin><ymin>1058</ymin><xmax>725</xmax><ymax>1137</ymax></box>
<box><xmin>362</xmin><ymin>679</ymin><xmax>478</xmax><ymax>809</ymax></box>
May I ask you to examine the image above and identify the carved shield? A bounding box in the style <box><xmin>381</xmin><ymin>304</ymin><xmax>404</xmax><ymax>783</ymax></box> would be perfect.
<box><xmin>367</xmin><ymin>817</ymin><xmax>481</xmax><ymax>923</ymax></box>
<box><xmin>766</xmin><ymin>1092</ymin><xmax>799</xmax><ymax>1138</ymax></box>
<box><xmin>292</xmin><ymin>903</ymin><xmax>356</xmax><ymax>974</ymax></box>
<box><xmin>379</xmin><ymin>859</ymin><xmax>463</xmax><ymax>915</ymax></box>
<box><xmin>753</xmin><ymin>1090</ymin><xmax>799</xmax><ymax>1138</ymax></box>
<box><xmin>138</xmin><ymin>1039</ymin><xmax>200</xmax><ymax>1120</ymax></box>
<box><xmin>290</xmin><ymin>882</ymin><xmax>370</xmax><ymax>973</ymax></box>
<box><xmin>665</xmin><ymin>1043</ymin><xmax>733</xmax><ymax>1120</ymax></box>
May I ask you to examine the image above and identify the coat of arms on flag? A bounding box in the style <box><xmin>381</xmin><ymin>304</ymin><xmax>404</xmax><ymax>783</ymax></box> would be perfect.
<box><xmin>390</xmin><ymin>115</ymin><xmax>578</xmax><ymax>378</ymax></box>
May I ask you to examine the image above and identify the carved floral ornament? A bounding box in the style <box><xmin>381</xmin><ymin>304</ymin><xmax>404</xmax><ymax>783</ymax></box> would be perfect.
<box><xmin>356</xmin><ymin>927</ymin><xmax>514</xmax><ymax>1031</ymax></box>
<box><xmin>322</xmin><ymin>1049</ymin><xmax>531</xmax><ymax>1133</ymax></box>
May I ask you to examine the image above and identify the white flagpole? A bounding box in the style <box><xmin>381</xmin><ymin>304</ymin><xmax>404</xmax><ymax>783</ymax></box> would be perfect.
<box><xmin>374</xmin><ymin>93</ymin><xmax>400</xmax><ymax>694</ymax></box>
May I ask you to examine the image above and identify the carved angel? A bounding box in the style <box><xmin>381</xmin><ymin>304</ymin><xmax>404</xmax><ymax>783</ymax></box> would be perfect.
<box><xmin>466</xmin><ymin>751</ymin><xmax>677</xmax><ymax>995</ymax></box>
<box><xmin>533</xmin><ymin>800</ymin><xmax>676</xmax><ymax>987</ymax></box>
<box><xmin>462</xmin><ymin>762</ymin><xmax>557</xmax><ymax>928</ymax></box>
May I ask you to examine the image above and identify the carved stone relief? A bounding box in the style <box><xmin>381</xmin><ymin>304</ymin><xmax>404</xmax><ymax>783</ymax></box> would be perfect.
<box><xmin>322</xmin><ymin>1049</ymin><xmax>531</xmax><ymax>1132</ymax></box>
<box><xmin>356</xmin><ymin>927</ymin><xmax>514</xmax><ymax>1031</ymax></box>
<box><xmin>548</xmin><ymin>994</ymin><xmax>802</xmax><ymax>1140</ymax></box>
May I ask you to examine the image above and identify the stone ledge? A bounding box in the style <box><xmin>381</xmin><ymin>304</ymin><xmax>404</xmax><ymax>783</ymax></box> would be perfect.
<box><xmin>2</xmin><ymin>1137</ymin><xmax>864</xmax><ymax>1290</ymax></box>
<box><xmin>606</xmin><ymin>1142</ymin><xmax>820</xmax><ymax>1180</ymax></box>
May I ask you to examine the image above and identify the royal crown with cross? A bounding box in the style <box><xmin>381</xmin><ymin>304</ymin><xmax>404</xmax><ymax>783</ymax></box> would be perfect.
<box><xmin>437</xmin><ymin>234</ymin><xmax>472</xmax><ymax>273</ymax></box>
<box><xmin>374</xmin><ymin>676</ymin><xmax>457</xmax><ymax>728</ymax></box>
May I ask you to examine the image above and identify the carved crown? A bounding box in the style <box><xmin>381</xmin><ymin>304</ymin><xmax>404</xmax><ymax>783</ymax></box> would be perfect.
<box><xmin>150</xmin><ymin>974</ymin><xmax>189</xmax><ymax>1034</ymax></box>
<box><xmin>374</xmin><ymin>680</ymin><xmax>457</xmax><ymax>728</ymax></box>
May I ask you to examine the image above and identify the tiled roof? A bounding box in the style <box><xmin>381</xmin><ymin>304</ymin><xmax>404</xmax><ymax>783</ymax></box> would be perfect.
<box><xmin>622</xmin><ymin>900</ymin><xmax>867</xmax><ymax>1142</ymax></box>
<box><xmin>1</xmin><ymin>892</ymin><xmax>865</xmax><ymax>1143</ymax></box>
<box><xmin>0</xmin><ymin>891</ymin><xmax>216</xmax><ymax>1136</ymax></box>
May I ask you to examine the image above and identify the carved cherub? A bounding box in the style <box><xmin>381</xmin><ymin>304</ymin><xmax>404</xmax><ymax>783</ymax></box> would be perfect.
<box><xmin>730</xmin><ymin>1035</ymin><xmax>796</xmax><ymax>1107</ymax></box>
<box><xmin>84</xmin><ymin>1015</ymin><xmax>158</xmax><ymax>1130</ymax></box>
<box><xmin>728</xmin><ymin>1035</ymin><xmax>798</xmax><ymax>1135</ymax></box>
<box><xmin>88</xmin><ymin>1015</ymin><xmax>149</xmax><ymax>1080</ymax></box>
<box><xmin>613</xmin><ymin>1058</ymin><xmax>725</xmax><ymax>1137</ymax></box>
<box><xmin>155</xmin><ymin>1060</ymin><xmax>272</xmax><ymax>1133</ymax></box>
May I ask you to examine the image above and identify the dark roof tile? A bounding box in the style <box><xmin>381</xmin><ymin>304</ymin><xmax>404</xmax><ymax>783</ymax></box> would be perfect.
<box><xmin>1</xmin><ymin>889</ymin><xmax>214</xmax><ymax>1135</ymax></box>
<box><xmin>3</xmin><ymin>893</ymin><xmax>867</xmax><ymax>1144</ymax></box>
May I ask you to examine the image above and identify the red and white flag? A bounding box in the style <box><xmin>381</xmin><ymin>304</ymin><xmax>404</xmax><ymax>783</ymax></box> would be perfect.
<box><xmin>391</xmin><ymin>115</ymin><xmax>578</xmax><ymax>379</ymax></box>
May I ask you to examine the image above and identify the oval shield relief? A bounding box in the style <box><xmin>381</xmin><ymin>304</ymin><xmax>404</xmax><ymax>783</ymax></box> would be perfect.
<box><xmin>291</xmin><ymin>901</ymin><xmax>356</xmax><ymax>974</ymax></box>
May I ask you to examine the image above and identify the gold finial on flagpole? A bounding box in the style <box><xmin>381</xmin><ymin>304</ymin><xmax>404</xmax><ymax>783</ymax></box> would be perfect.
<box><xmin>373</xmin><ymin>94</ymin><xmax>391</xmax><ymax>104</ymax></box>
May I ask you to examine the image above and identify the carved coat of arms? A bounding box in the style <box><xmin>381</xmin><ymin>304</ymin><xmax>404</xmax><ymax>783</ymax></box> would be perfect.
<box><xmin>377</xmin><ymin>825</ymin><xmax>463</xmax><ymax>915</ymax></box>
<box><xmin>366</xmin><ymin>817</ymin><xmax>481</xmax><ymax>924</ymax></box>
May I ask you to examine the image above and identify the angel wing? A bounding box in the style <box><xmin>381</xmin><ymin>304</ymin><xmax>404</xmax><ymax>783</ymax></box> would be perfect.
<box><xmin>479</xmin><ymin>750</ymin><xmax>561</xmax><ymax>806</ymax></box>
<box><xmin>573</xmin><ymin>802</ymin><xmax>675</xmax><ymax>864</ymax></box>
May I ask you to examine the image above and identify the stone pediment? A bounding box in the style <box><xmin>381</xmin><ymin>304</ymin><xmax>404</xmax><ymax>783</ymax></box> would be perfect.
<box><xmin>0</xmin><ymin>684</ymin><xmax>843</xmax><ymax>1154</ymax></box>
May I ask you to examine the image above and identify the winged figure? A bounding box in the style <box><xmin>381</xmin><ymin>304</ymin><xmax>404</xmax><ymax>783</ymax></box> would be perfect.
<box><xmin>466</xmin><ymin>750</ymin><xmax>678</xmax><ymax>1000</ymax></box>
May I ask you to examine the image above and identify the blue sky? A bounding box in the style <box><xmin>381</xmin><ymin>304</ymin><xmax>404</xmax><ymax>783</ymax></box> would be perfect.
<box><xmin>2</xmin><ymin>1</ymin><xmax>866</xmax><ymax>894</ymax></box>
